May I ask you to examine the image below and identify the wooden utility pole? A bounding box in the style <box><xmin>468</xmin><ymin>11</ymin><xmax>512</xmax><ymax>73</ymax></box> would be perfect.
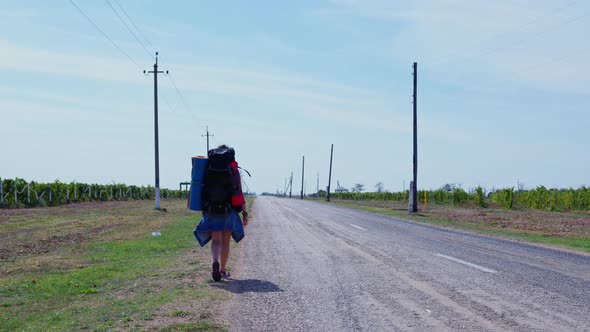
<box><xmin>144</xmin><ymin>52</ymin><xmax>168</xmax><ymax>210</ymax></box>
<box><xmin>410</xmin><ymin>62</ymin><xmax>418</xmax><ymax>213</ymax></box>
<box><xmin>202</xmin><ymin>126</ymin><xmax>214</xmax><ymax>153</ymax></box>
<box><xmin>285</xmin><ymin>177</ymin><xmax>291</xmax><ymax>197</ymax></box>
<box><xmin>289</xmin><ymin>172</ymin><xmax>293</xmax><ymax>198</ymax></box>
<box><xmin>316</xmin><ymin>173</ymin><xmax>319</xmax><ymax>196</ymax></box>
<box><xmin>326</xmin><ymin>144</ymin><xmax>333</xmax><ymax>202</ymax></box>
<box><xmin>301</xmin><ymin>156</ymin><xmax>305</xmax><ymax>199</ymax></box>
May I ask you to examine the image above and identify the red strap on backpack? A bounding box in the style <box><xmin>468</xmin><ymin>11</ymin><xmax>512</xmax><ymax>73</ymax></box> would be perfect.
<box><xmin>230</xmin><ymin>161</ymin><xmax>245</xmax><ymax>206</ymax></box>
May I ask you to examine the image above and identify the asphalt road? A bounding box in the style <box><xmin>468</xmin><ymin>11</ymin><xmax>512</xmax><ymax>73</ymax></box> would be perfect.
<box><xmin>220</xmin><ymin>197</ymin><xmax>590</xmax><ymax>331</ymax></box>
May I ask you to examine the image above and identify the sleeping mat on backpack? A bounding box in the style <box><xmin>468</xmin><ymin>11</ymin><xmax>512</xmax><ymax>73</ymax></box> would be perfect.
<box><xmin>188</xmin><ymin>156</ymin><xmax>208</xmax><ymax>211</ymax></box>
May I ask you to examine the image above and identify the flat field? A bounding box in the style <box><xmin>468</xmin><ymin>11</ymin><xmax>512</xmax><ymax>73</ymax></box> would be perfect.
<box><xmin>0</xmin><ymin>199</ymin><xmax>230</xmax><ymax>331</ymax></box>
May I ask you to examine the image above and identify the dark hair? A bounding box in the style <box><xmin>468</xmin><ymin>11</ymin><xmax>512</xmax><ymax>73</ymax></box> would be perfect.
<box><xmin>217</xmin><ymin>144</ymin><xmax>230</xmax><ymax>149</ymax></box>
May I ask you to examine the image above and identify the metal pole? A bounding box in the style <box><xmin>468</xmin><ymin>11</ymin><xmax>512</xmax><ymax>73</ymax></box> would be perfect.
<box><xmin>144</xmin><ymin>52</ymin><xmax>167</xmax><ymax>210</ymax></box>
<box><xmin>206</xmin><ymin>126</ymin><xmax>210</xmax><ymax>152</ymax></box>
<box><xmin>154</xmin><ymin>55</ymin><xmax>160</xmax><ymax>209</ymax></box>
<box><xmin>289</xmin><ymin>172</ymin><xmax>293</xmax><ymax>198</ymax></box>
<box><xmin>301</xmin><ymin>156</ymin><xmax>305</xmax><ymax>199</ymax></box>
<box><xmin>316</xmin><ymin>173</ymin><xmax>319</xmax><ymax>197</ymax></box>
<box><xmin>284</xmin><ymin>178</ymin><xmax>288</xmax><ymax>196</ymax></box>
<box><xmin>202</xmin><ymin>126</ymin><xmax>213</xmax><ymax>154</ymax></box>
<box><xmin>411</xmin><ymin>62</ymin><xmax>418</xmax><ymax>213</ymax></box>
<box><xmin>327</xmin><ymin>144</ymin><xmax>333</xmax><ymax>202</ymax></box>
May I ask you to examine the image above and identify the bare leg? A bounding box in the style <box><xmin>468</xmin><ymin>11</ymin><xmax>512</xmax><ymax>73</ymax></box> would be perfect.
<box><xmin>220</xmin><ymin>230</ymin><xmax>232</xmax><ymax>272</ymax></box>
<box><xmin>211</xmin><ymin>231</ymin><xmax>222</xmax><ymax>262</ymax></box>
<box><xmin>210</xmin><ymin>231</ymin><xmax>222</xmax><ymax>281</ymax></box>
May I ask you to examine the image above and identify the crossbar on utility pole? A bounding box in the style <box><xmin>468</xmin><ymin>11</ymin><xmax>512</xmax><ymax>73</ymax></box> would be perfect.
<box><xmin>144</xmin><ymin>52</ymin><xmax>168</xmax><ymax>210</ymax></box>
<box><xmin>202</xmin><ymin>126</ymin><xmax>214</xmax><ymax>153</ymax></box>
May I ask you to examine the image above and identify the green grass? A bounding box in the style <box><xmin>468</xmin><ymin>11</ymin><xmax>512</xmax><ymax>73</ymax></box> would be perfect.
<box><xmin>160</xmin><ymin>322</ymin><xmax>226</xmax><ymax>332</ymax></box>
<box><xmin>329</xmin><ymin>200</ymin><xmax>590</xmax><ymax>253</ymax></box>
<box><xmin>0</xmin><ymin>200</ymin><xmax>228</xmax><ymax>331</ymax></box>
<box><xmin>172</xmin><ymin>310</ymin><xmax>192</xmax><ymax>317</ymax></box>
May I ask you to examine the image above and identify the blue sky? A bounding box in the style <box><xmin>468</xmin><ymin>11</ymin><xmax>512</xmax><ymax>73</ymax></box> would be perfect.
<box><xmin>1</xmin><ymin>0</ymin><xmax>588</xmax><ymax>194</ymax></box>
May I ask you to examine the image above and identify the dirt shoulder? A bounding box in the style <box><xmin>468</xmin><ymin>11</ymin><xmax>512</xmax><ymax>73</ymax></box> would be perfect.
<box><xmin>324</xmin><ymin>199</ymin><xmax>590</xmax><ymax>253</ymax></box>
<box><xmin>0</xmin><ymin>199</ymin><xmax>229</xmax><ymax>331</ymax></box>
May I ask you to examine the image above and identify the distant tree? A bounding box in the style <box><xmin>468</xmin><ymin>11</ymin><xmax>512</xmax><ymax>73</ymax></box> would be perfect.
<box><xmin>441</xmin><ymin>183</ymin><xmax>460</xmax><ymax>192</ymax></box>
<box><xmin>375</xmin><ymin>182</ymin><xmax>384</xmax><ymax>193</ymax></box>
<box><xmin>352</xmin><ymin>183</ymin><xmax>365</xmax><ymax>193</ymax></box>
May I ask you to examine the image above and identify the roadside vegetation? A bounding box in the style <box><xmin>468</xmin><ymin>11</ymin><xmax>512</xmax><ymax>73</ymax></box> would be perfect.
<box><xmin>316</xmin><ymin>184</ymin><xmax>590</xmax><ymax>253</ymax></box>
<box><xmin>0</xmin><ymin>178</ymin><xmax>187</xmax><ymax>209</ymax></box>
<box><xmin>326</xmin><ymin>185</ymin><xmax>590</xmax><ymax>212</ymax></box>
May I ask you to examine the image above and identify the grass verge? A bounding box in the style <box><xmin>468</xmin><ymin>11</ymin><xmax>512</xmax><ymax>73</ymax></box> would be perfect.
<box><xmin>0</xmin><ymin>199</ymin><xmax>228</xmax><ymax>331</ymax></box>
<box><xmin>327</xmin><ymin>200</ymin><xmax>590</xmax><ymax>253</ymax></box>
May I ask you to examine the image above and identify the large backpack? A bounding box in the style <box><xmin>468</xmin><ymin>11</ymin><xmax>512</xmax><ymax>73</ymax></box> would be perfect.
<box><xmin>202</xmin><ymin>147</ymin><xmax>235</xmax><ymax>214</ymax></box>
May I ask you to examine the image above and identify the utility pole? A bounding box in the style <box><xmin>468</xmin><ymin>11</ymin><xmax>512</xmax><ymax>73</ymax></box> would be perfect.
<box><xmin>316</xmin><ymin>173</ymin><xmax>319</xmax><ymax>197</ymax></box>
<box><xmin>284</xmin><ymin>177</ymin><xmax>288</xmax><ymax>197</ymax></box>
<box><xmin>301</xmin><ymin>156</ymin><xmax>305</xmax><ymax>200</ymax></box>
<box><xmin>326</xmin><ymin>144</ymin><xmax>333</xmax><ymax>202</ymax></box>
<box><xmin>202</xmin><ymin>126</ymin><xmax>214</xmax><ymax>153</ymax></box>
<box><xmin>410</xmin><ymin>62</ymin><xmax>418</xmax><ymax>213</ymax></box>
<box><xmin>289</xmin><ymin>172</ymin><xmax>293</xmax><ymax>198</ymax></box>
<box><xmin>144</xmin><ymin>52</ymin><xmax>168</xmax><ymax>210</ymax></box>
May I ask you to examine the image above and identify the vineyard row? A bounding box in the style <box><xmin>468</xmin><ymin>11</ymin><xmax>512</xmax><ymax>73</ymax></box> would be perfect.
<box><xmin>0</xmin><ymin>178</ymin><xmax>188</xmax><ymax>208</ymax></box>
<box><xmin>323</xmin><ymin>186</ymin><xmax>590</xmax><ymax>211</ymax></box>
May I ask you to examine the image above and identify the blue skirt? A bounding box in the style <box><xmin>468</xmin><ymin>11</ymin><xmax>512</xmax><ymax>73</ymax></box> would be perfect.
<box><xmin>193</xmin><ymin>211</ymin><xmax>245</xmax><ymax>246</ymax></box>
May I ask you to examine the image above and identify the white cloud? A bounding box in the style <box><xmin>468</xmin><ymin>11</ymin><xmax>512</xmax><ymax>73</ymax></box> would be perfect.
<box><xmin>0</xmin><ymin>40</ymin><xmax>395</xmax><ymax>111</ymax></box>
<box><xmin>0</xmin><ymin>41</ymin><xmax>148</xmax><ymax>85</ymax></box>
<box><xmin>310</xmin><ymin>0</ymin><xmax>590</xmax><ymax>96</ymax></box>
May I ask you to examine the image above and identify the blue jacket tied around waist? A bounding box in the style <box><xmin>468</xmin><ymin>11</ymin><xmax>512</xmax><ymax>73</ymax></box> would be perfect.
<box><xmin>193</xmin><ymin>211</ymin><xmax>245</xmax><ymax>246</ymax></box>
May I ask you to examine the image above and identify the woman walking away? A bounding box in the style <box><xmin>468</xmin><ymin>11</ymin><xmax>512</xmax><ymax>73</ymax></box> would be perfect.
<box><xmin>194</xmin><ymin>145</ymin><xmax>249</xmax><ymax>281</ymax></box>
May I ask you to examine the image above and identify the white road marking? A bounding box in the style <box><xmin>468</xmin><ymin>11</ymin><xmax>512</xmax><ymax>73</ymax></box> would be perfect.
<box><xmin>435</xmin><ymin>253</ymin><xmax>497</xmax><ymax>274</ymax></box>
<box><xmin>350</xmin><ymin>224</ymin><xmax>367</xmax><ymax>231</ymax></box>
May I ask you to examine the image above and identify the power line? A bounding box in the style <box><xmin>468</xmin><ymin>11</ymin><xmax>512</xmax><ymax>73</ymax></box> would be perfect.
<box><xmin>146</xmin><ymin>55</ymin><xmax>194</xmax><ymax>115</ymax></box>
<box><xmin>472</xmin><ymin>47</ymin><xmax>588</xmax><ymax>93</ymax></box>
<box><xmin>104</xmin><ymin>0</ymin><xmax>190</xmax><ymax>115</ymax></box>
<box><xmin>105</xmin><ymin>0</ymin><xmax>154</xmax><ymax>61</ymax></box>
<box><xmin>100</xmin><ymin>0</ymin><xmax>195</xmax><ymax>122</ymax></box>
<box><xmin>160</xmin><ymin>93</ymin><xmax>178</xmax><ymax>113</ymax></box>
<box><xmin>165</xmin><ymin>72</ymin><xmax>192</xmax><ymax>113</ymax></box>
<box><xmin>469</xmin><ymin>11</ymin><xmax>587</xmax><ymax>63</ymax></box>
<box><xmin>112</xmin><ymin>0</ymin><xmax>156</xmax><ymax>52</ymax></box>
<box><xmin>105</xmin><ymin>1</ymin><xmax>194</xmax><ymax>114</ymax></box>
<box><xmin>428</xmin><ymin>1</ymin><xmax>582</xmax><ymax>69</ymax></box>
<box><xmin>68</xmin><ymin>0</ymin><xmax>141</xmax><ymax>69</ymax></box>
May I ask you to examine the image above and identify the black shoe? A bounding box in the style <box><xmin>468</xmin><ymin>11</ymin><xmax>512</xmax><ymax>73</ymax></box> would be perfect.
<box><xmin>212</xmin><ymin>260</ymin><xmax>221</xmax><ymax>281</ymax></box>
<box><xmin>220</xmin><ymin>270</ymin><xmax>231</xmax><ymax>278</ymax></box>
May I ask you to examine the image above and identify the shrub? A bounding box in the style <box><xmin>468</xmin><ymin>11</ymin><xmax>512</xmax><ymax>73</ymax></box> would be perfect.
<box><xmin>474</xmin><ymin>186</ymin><xmax>487</xmax><ymax>208</ymax></box>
